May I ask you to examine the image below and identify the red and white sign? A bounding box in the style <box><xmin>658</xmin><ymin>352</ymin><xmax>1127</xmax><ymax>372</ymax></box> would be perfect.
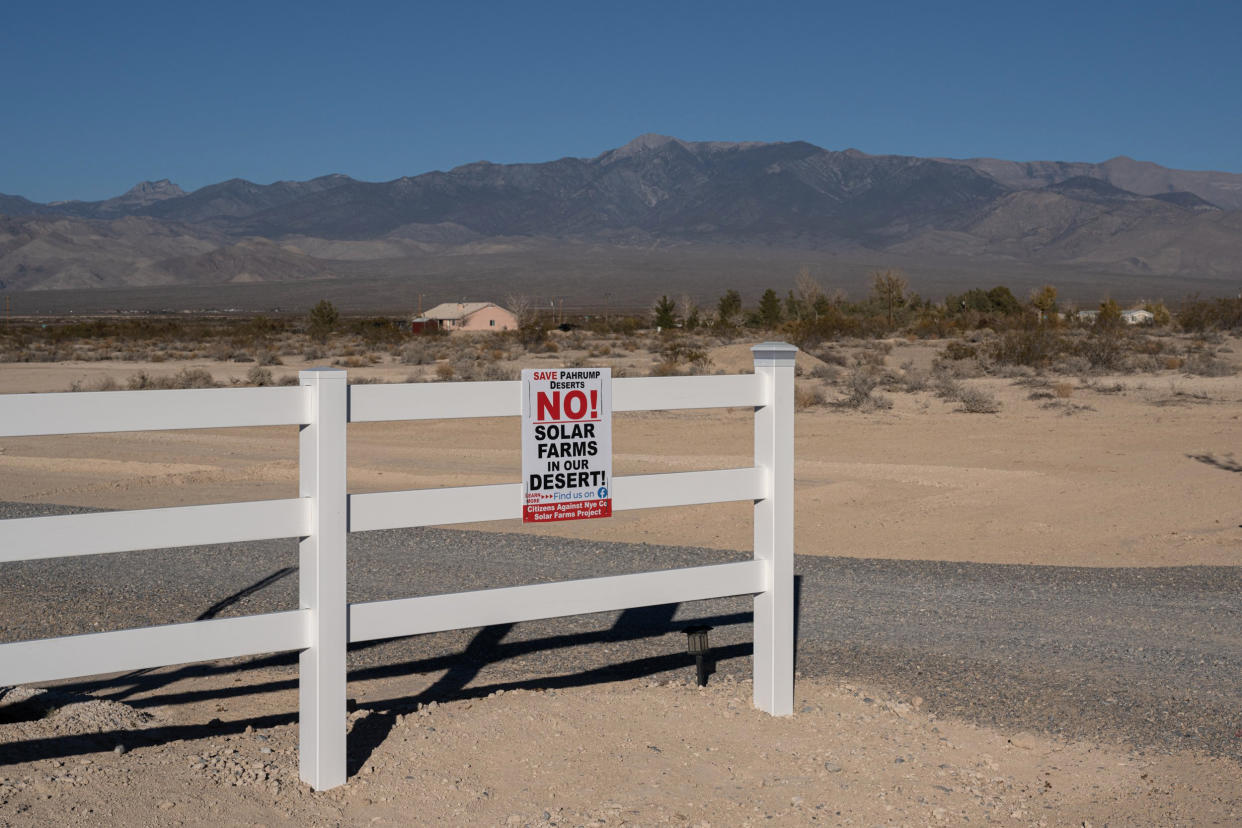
<box><xmin>521</xmin><ymin>368</ymin><xmax>612</xmax><ymax>523</ymax></box>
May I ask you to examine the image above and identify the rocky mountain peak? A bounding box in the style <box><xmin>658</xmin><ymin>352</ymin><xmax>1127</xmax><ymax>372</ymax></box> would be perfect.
<box><xmin>124</xmin><ymin>179</ymin><xmax>185</xmax><ymax>198</ymax></box>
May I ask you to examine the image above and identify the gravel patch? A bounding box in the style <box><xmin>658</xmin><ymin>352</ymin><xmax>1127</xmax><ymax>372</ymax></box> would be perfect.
<box><xmin>2</xmin><ymin>501</ymin><xmax>1239</xmax><ymax>763</ymax></box>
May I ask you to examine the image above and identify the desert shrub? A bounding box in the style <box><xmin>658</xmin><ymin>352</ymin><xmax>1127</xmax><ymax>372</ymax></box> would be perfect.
<box><xmin>434</xmin><ymin>363</ymin><xmax>455</xmax><ymax>381</ymax></box>
<box><xmin>988</xmin><ymin>326</ymin><xmax>1064</xmax><ymax>367</ymax></box>
<box><xmin>68</xmin><ymin>376</ymin><xmax>121</xmax><ymax>392</ymax></box>
<box><xmin>1177</xmin><ymin>296</ymin><xmax>1242</xmax><ymax>332</ymax></box>
<box><xmin>1052</xmin><ymin>355</ymin><xmax>1091</xmax><ymax>375</ymax></box>
<box><xmin>813</xmin><ymin>347</ymin><xmax>849</xmax><ymax>367</ymax></box>
<box><xmin>650</xmin><ymin>359</ymin><xmax>680</xmax><ymax>377</ymax></box>
<box><xmin>256</xmin><ymin>350</ymin><xmax>282</xmax><ymax>366</ymax></box>
<box><xmin>347</xmin><ymin>317</ymin><xmax>405</xmax><ymax>346</ymax></box>
<box><xmin>653</xmin><ymin>340</ymin><xmax>712</xmax><ymax>376</ymax></box>
<box><xmin>854</xmin><ymin>348</ymin><xmax>887</xmax><ymax>368</ymax></box>
<box><xmin>127</xmin><ymin>368</ymin><xmax>216</xmax><ymax>390</ymax></box>
<box><xmin>834</xmin><ymin>369</ymin><xmax>892</xmax><ymax>411</ymax></box>
<box><xmin>794</xmin><ymin>385</ymin><xmax>826</xmax><ymax>410</ymax></box>
<box><xmin>400</xmin><ymin>342</ymin><xmax>437</xmax><ymax>365</ymax></box>
<box><xmin>933</xmin><ymin>374</ymin><xmax>964</xmax><ymax>401</ymax></box>
<box><xmin>1183</xmin><ymin>353</ymin><xmax>1236</xmax><ymax>377</ymax></box>
<box><xmin>278</xmin><ymin>374</ymin><xmax>300</xmax><ymax>386</ymax></box>
<box><xmin>957</xmin><ymin>386</ymin><xmax>1001</xmax><ymax>413</ymax></box>
<box><xmin>247</xmin><ymin>366</ymin><xmax>274</xmax><ymax>386</ymax></box>
<box><xmin>942</xmin><ymin>340</ymin><xmax>978</xmax><ymax>361</ymax></box>
<box><xmin>308</xmin><ymin>300</ymin><xmax>340</xmax><ymax>342</ymax></box>
<box><xmin>932</xmin><ymin>356</ymin><xmax>986</xmax><ymax>379</ymax></box>
<box><xmin>1073</xmin><ymin>329</ymin><xmax>1129</xmax><ymax>370</ymax></box>
<box><xmin>1054</xmin><ymin>381</ymin><xmax>1074</xmax><ymax>398</ymax></box>
<box><xmin>809</xmin><ymin>363</ymin><xmax>839</xmax><ymax>381</ymax></box>
<box><xmin>898</xmin><ymin>362</ymin><xmax>929</xmax><ymax>392</ymax></box>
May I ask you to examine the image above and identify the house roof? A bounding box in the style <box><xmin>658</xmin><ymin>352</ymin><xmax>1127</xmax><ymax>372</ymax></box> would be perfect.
<box><xmin>422</xmin><ymin>302</ymin><xmax>500</xmax><ymax>321</ymax></box>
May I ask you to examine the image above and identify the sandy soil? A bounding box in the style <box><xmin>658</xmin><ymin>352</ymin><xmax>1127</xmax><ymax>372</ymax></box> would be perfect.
<box><xmin>2</xmin><ymin>339</ymin><xmax>1240</xmax><ymax>567</ymax></box>
<box><xmin>3</xmin><ymin>337</ymin><xmax>1241</xmax><ymax>825</ymax></box>
<box><xmin>4</xmin><ymin>674</ymin><xmax>1239</xmax><ymax>827</ymax></box>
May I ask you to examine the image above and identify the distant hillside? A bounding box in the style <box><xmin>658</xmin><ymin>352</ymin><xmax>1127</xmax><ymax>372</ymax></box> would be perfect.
<box><xmin>2</xmin><ymin>135</ymin><xmax>1241</xmax><ymax>296</ymax></box>
<box><xmin>937</xmin><ymin>154</ymin><xmax>1242</xmax><ymax>211</ymax></box>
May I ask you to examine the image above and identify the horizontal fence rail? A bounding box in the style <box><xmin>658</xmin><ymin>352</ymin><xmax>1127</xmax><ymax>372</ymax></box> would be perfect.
<box><xmin>349</xmin><ymin>467</ymin><xmax>763</xmax><ymax>532</ymax></box>
<box><xmin>349</xmin><ymin>561</ymin><xmax>766</xmax><ymax>643</ymax></box>
<box><xmin>0</xmin><ymin>385</ymin><xmax>306</xmax><ymax>437</ymax></box>
<box><xmin>0</xmin><ymin>343</ymin><xmax>796</xmax><ymax>792</ymax></box>
<box><xmin>348</xmin><ymin>373</ymin><xmax>762</xmax><ymax>422</ymax></box>
<box><xmin>0</xmin><ymin>611</ymin><xmax>308</xmax><ymax>686</ymax></box>
<box><xmin>0</xmin><ymin>498</ymin><xmax>309</xmax><ymax>563</ymax></box>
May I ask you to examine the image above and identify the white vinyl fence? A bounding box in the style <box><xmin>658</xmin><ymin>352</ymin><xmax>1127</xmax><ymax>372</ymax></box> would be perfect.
<box><xmin>0</xmin><ymin>341</ymin><xmax>795</xmax><ymax>790</ymax></box>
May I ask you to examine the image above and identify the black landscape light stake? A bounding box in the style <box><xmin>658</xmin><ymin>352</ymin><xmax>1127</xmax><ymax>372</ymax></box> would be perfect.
<box><xmin>684</xmin><ymin>625</ymin><xmax>713</xmax><ymax>687</ymax></box>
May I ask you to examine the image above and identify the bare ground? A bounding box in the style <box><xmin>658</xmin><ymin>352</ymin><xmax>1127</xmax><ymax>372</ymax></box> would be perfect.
<box><xmin>2</xmin><ymin>337</ymin><xmax>1241</xmax><ymax>825</ymax></box>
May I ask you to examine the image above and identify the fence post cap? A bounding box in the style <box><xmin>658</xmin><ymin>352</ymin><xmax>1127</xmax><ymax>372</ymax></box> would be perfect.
<box><xmin>751</xmin><ymin>341</ymin><xmax>797</xmax><ymax>367</ymax></box>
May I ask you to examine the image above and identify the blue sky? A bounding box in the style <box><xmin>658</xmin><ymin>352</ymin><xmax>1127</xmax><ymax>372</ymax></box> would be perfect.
<box><xmin>4</xmin><ymin>0</ymin><xmax>1240</xmax><ymax>202</ymax></box>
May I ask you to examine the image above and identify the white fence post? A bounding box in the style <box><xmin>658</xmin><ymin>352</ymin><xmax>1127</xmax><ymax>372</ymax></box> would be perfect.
<box><xmin>751</xmin><ymin>342</ymin><xmax>796</xmax><ymax>715</ymax></box>
<box><xmin>298</xmin><ymin>368</ymin><xmax>348</xmax><ymax>790</ymax></box>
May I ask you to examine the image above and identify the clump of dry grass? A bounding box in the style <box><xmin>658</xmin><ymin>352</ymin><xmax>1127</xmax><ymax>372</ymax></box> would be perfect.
<box><xmin>833</xmin><ymin>369</ymin><xmax>893</xmax><ymax>411</ymax></box>
<box><xmin>795</xmin><ymin>384</ymin><xmax>826</xmax><ymax>410</ymax></box>
<box><xmin>246</xmin><ymin>366</ymin><xmax>274</xmax><ymax>386</ymax></box>
<box><xmin>957</xmin><ymin>386</ymin><xmax>1001</xmax><ymax>414</ymax></box>
<box><xmin>68</xmin><ymin>376</ymin><xmax>121</xmax><ymax>392</ymax></box>
<box><xmin>1183</xmin><ymin>353</ymin><xmax>1236</xmax><ymax>377</ymax></box>
<box><xmin>126</xmin><ymin>368</ymin><xmax>218</xmax><ymax>390</ymax></box>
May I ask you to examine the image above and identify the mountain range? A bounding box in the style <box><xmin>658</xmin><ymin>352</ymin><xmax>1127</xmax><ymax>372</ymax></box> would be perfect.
<box><xmin>3</xmin><ymin>135</ymin><xmax>1241</xmax><ymax>305</ymax></box>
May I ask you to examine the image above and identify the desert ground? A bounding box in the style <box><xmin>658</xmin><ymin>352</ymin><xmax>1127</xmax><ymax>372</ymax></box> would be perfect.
<box><xmin>2</xmin><ymin>332</ymin><xmax>1241</xmax><ymax>825</ymax></box>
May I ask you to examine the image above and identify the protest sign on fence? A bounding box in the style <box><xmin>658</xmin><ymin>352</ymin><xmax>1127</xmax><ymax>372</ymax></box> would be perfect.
<box><xmin>521</xmin><ymin>367</ymin><xmax>612</xmax><ymax>523</ymax></box>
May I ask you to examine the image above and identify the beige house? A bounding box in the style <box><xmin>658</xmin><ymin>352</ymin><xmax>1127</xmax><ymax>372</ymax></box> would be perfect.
<box><xmin>416</xmin><ymin>302</ymin><xmax>518</xmax><ymax>333</ymax></box>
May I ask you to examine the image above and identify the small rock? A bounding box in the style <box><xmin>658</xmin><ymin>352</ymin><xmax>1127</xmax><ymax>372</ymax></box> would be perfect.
<box><xmin>824</xmin><ymin>762</ymin><xmax>843</xmax><ymax>773</ymax></box>
<box><xmin>113</xmin><ymin>744</ymin><xmax>126</xmax><ymax>756</ymax></box>
<box><xmin>158</xmin><ymin>801</ymin><xmax>175</xmax><ymax>811</ymax></box>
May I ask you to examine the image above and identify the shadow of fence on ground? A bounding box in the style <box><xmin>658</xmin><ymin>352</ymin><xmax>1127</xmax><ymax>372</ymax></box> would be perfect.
<box><xmin>1187</xmin><ymin>452</ymin><xmax>1242</xmax><ymax>474</ymax></box>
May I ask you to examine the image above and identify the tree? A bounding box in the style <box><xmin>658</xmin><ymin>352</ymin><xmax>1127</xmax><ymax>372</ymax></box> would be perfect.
<box><xmin>757</xmin><ymin>288</ymin><xmax>783</xmax><ymax>329</ymax></box>
<box><xmin>788</xmin><ymin>269</ymin><xmax>824</xmax><ymax>322</ymax></box>
<box><xmin>716</xmin><ymin>289</ymin><xmax>743</xmax><ymax>327</ymax></box>
<box><xmin>1142</xmin><ymin>300</ymin><xmax>1172</xmax><ymax>327</ymax></box>
<box><xmin>308</xmin><ymin>299</ymin><xmax>339</xmax><ymax>342</ymax></box>
<box><xmin>505</xmin><ymin>293</ymin><xmax>536</xmax><ymax>328</ymax></box>
<box><xmin>653</xmin><ymin>295</ymin><xmax>678</xmax><ymax>329</ymax></box>
<box><xmin>678</xmin><ymin>294</ymin><xmax>701</xmax><ymax>330</ymax></box>
<box><xmin>987</xmin><ymin>285</ymin><xmax>1022</xmax><ymax>315</ymax></box>
<box><xmin>870</xmin><ymin>269</ymin><xmax>909</xmax><ymax>328</ymax></box>
<box><xmin>1030</xmin><ymin>284</ymin><xmax>1059</xmax><ymax>323</ymax></box>
<box><xmin>1096</xmin><ymin>298</ymin><xmax>1123</xmax><ymax>330</ymax></box>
